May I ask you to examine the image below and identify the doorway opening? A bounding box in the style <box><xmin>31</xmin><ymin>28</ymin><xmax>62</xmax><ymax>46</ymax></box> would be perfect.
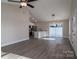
<box><xmin>29</xmin><ymin>25</ymin><xmax>37</xmax><ymax>39</ymax></box>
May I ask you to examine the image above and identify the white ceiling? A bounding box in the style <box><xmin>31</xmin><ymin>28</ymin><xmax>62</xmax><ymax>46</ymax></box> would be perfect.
<box><xmin>1</xmin><ymin>0</ymin><xmax>72</xmax><ymax>21</ymax></box>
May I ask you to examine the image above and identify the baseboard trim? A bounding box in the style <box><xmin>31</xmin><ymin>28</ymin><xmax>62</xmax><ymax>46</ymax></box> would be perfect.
<box><xmin>1</xmin><ymin>37</ymin><xmax>29</xmax><ymax>47</ymax></box>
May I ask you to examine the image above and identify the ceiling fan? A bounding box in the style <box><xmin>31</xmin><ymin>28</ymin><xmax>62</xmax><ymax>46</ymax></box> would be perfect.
<box><xmin>8</xmin><ymin>0</ymin><xmax>37</xmax><ymax>8</ymax></box>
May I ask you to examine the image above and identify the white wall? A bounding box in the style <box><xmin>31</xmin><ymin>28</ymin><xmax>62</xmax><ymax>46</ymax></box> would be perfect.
<box><xmin>69</xmin><ymin>0</ymin><xmax>77</xmax><ymax>55</ymax></box>
<box><xmin>1</xmin><ymin>3</ymin><xmax>31</xmax><ymax>47</ymax></box>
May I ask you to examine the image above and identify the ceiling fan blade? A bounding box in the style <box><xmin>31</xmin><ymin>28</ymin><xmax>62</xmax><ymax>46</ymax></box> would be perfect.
<box><xmin>28</xmin><ymin>0</ymin><xmax>37</xmax><ymax>2</ymax></box>
<box><xmin>27</xmin><ymin>4</ymin><xmax>34</xmax><ymax>8</ymax></box>
<box><xmin>8</xmin><ymin>0</ymin><xmax>20</xmax><ymax>3</ymax></box>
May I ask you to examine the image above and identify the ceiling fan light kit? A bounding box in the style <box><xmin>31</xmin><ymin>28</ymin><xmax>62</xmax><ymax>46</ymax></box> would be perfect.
<box><xmin>8</xmin><ymin>0</ymin><xmax>37</xmax><ymax>8</ymax></box>
<box><xmin>20</xmin><ymin>2</ymin><xmax>27</xmax><ymax>7</ymax></box>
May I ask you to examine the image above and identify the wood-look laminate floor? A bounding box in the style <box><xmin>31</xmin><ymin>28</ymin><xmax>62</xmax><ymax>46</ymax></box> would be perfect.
<box><xmin>1</xmin><ymin>37</ymin><xmax>76</xmax><ymax>59</ymax></box>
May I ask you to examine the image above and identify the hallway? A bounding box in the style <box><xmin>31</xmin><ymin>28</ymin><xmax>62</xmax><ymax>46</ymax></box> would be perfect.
<box><xmin>2</xmin><ymin>38</ymin><xmax>76</xmax><ymax>59</ymax></box>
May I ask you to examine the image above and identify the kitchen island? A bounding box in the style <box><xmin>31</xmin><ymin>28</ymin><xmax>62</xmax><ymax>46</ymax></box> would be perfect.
<box><xmin>34</xmin><ymin>31</ymin><xmax>49</xmax><ymax>38</ymax></box>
